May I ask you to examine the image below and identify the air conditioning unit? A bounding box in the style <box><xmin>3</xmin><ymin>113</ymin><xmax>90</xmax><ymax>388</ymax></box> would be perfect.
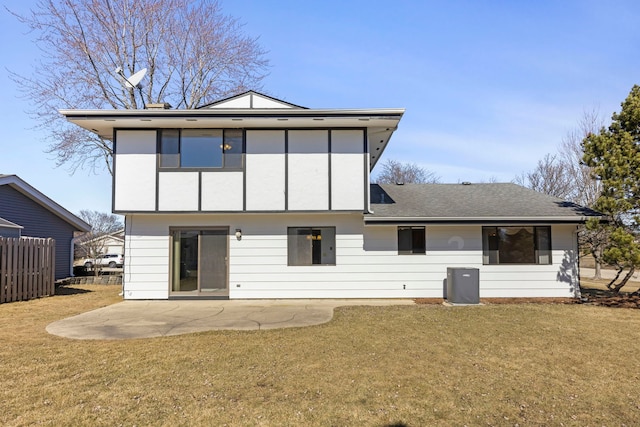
<box><xmin>446</xmin><ymin>267</ymin><xmax>480</xmax><ymax>305</ymax></box>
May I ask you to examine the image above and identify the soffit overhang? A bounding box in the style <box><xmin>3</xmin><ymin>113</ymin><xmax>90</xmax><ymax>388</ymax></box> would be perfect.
<box><xmin>60</xmin><ymin>108</ymin><xmax>404</xmax><ymax>169</ymax></box>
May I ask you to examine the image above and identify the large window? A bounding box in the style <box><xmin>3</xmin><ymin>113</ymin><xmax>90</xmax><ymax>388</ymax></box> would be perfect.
<box><xmin>398</xmin><ymin>226</ymin><xmax>425</xmax><ymax>255</ymax></box>
<box><xmin>159</xmin><ymin>129</ymin><xmax>243</xmax><ymax>169</ymax></box>
<box><xmin>482</xmin><ymin>226</ymin><xmax>551</xmax><ymax>265</ymax></box>
<box><xmin>287</xmin><ymin>227</ymin><xmax>336</xmax><ymax>266</ymax></box>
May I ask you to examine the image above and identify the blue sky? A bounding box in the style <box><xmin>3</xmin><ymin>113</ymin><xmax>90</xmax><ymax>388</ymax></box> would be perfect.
<box><xmin>1</xmin><ymin>0</ymin><xmax>640</xmax><ymax>216</ymax></box>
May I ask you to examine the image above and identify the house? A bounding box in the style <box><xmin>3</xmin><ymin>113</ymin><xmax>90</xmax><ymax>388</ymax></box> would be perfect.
<box><xmin>74</xmin><ymin>228</ymin><xmax>125</xmax><ymax>260</ymax></box>
<box><xmin>0</xmin><ymin>217</ymin><xmax>23</xmax><ymax>238</ymax></box>
<box><xmin>0</xmin><ymin>175</ymin><xmax>91</xmax><ymax>280</ymax></box>
<box><xmin>60</xmin><ymin>91</ymin><xmax>600</xmax><ymax>300</ymax></box>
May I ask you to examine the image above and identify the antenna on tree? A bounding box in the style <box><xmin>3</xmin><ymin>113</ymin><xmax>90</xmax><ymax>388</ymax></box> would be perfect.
<box><xmin>115</xmin><ymin>67</ymin><xmax>147</xmax><ymax>109</ymax></box>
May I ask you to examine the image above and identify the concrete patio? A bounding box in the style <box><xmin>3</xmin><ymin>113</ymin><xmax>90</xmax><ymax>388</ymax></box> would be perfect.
<box><xmin>46</xmin><ymin>299</ymin><xmax>416</xmax><ymax>340</ymax></box>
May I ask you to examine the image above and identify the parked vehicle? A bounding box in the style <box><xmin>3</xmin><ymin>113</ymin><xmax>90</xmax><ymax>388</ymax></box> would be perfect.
<box><xmin>82</xmin><ymin>253</ymin><xmax>124</xmax><ymax>268</ymax></box>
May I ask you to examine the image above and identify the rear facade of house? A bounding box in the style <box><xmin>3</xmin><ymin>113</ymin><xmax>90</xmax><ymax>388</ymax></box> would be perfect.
<box><xmin>61</xmin><ymin>91</ymin><xmax>597</xmax><ymax>300</ymax></box>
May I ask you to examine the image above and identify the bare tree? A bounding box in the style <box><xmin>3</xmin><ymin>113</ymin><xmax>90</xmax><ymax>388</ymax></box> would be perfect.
<box><xmin>477</xmin><ymin>176</ymin><xmax>499</xmax><ymax>183</ymax></box>
<box><xmin>516</xmin><ymin>109</ymin><xmax>606</xmax><ymax>278</ymax></box>
<box><xmin>560</xmin><ymin>109</ymin><xmax>603</xmax><ymax>207</ymax></box>
<box><xmin>77</xmin><ymin>210</ymin><xmax>123</xmax><ymax>276</ymax></box>
<box><xmin>514</xmin><ymin>153</ymin><xmax>573</xmax><ymax>199</ymax></box>
<box><xmin>561</xmin><ymin>110</ymin><xmax>606</xmax><ymax>279</ymax></box>
<box><xmin>11</xmin><ymin>0</ymin><xmax>269</xmax><ymax>174</ymax></box>
<box><xmin>374</xmin><ymin>159</ymin><xmax>440</xmax><ymax>184</ymax></box>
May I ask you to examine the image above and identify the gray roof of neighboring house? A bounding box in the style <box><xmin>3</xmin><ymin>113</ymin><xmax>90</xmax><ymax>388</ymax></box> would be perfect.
<box><xmin>367</xmin><ymin>183</ymin><xmax>603</xmax><ymax>223</ymax></box>
<box><xmin>75</xmin><ymin>228</ymin><xmax>125</xmax><ymax>245</ymax></box>
<box><xmin>0</xmin><ymin>217</ymin><xmax>23</xmax><ymax>229</ymax></box>
<box><xmin>0</xmin><ymin>175</ymin><xmax>91</xmax><ymax>232</ymax></box>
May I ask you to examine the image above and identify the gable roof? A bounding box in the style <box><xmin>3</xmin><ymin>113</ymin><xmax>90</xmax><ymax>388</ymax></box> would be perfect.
<box><xmin>75</xmin><ymin>228</ymin><xmax>125</xmax><ymax>245</ymax></box>
<box><xmin>0</xmin><ymin>175</ymin><xmax>91</xmax><ymax>232</ymax></box>
<box><xmin>199</xmin><ymin>90</ymin><xmax>307</xmax><ymax>109</ymax></box>
<box><xmin>367</xmin><ymin>183</ymin><xmax>603</xmax><ymax>224</ymax></box>
<box><xmin>0</xmin><ymin>216</ymin><xmax>23</xmax><ymax>230</ymax></box>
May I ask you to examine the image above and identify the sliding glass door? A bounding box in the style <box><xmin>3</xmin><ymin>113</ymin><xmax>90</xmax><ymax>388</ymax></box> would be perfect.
<box><xmin>171</xmin><ymin>228</ymin><xmax>228</xmax><ymax>295</ymax></box>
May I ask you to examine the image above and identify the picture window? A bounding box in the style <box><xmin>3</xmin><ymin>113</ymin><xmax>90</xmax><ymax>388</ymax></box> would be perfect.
<box><xmin>159</xmin><ymin>129</ymin><xmax>244</xmax><ymax>169</ymax></box>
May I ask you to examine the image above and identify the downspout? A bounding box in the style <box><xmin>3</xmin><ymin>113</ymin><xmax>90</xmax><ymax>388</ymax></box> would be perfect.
<box><xmin>121</xmin><ymin>215</ymin><xmax>131</xmax><ymax>297</ymax></box>
<box><xmin>574</xmin><ymin>226</ymin><xmax>582</xmax><ymax>299</ymax></box>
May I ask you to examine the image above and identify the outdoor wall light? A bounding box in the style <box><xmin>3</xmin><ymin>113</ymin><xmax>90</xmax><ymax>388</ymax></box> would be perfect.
<box><xmin>235</xmin><ymin>229</ymin><xmax>242</xmax><ymax>240</ymax></box>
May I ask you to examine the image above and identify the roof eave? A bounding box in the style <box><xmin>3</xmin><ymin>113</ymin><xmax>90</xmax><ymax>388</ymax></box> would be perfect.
<box><xmin>58</xmin><ymin>108</ymin><xmax>405</xmax><ymax>119</ymax></box>
<box><xmin>364</xmin><ymin>216</ymin><xmax>599</xmax><ymax>224</ymax></box>
<box><xmin>59</xmin><ymin>108</ymin><xmax>405</xmax><ymax>172</ymax></box>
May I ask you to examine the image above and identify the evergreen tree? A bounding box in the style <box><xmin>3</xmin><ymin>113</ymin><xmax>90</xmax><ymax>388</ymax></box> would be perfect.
<box><xmin>582</xmin><ymin>85</ymin><xmax>640</xmax><ymax>292</ymax></box>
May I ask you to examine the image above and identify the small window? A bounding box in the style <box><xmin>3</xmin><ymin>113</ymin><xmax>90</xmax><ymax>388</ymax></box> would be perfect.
<box><xmin>398</xmin><ymin>226</ymin><xmax>425</xmax><ymax>255</ymax></box>
<box><xmin>159</xmin><ymin>129</ymin><xmax>180</xmax><ymax>167</ymax></box>
<box><xmin>287</xmin><ymin>227</ymin><xmax>336</xmax><ymax>266</ymax></box>
<box><xmin>482</xmin><ymin>226</ymin><xmax>552</xmax><ymax>265</ymax></box>
<box><xmin>223</xmin><ymin>129</ymin><xmax>243</xmax><ymax>168</ymax></box>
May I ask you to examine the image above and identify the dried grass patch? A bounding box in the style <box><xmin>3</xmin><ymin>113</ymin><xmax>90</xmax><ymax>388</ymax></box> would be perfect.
<box><xmin>1</xmin><ymin>285</ymin><xmax>640</xmax><ymax>426</ymax></box>
<box><xmin>415</xmin><ymin>297</ymin><xmax>578</xmax><ymax>305</ymax></box>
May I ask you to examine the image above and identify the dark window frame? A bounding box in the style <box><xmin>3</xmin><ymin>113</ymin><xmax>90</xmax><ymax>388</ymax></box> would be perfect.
<box><xmin>158</xmin><ymin>129</ymin><xmax>244</xmax><ymax>170</ymax></box>
<box><xmin>398</xmin><ymin>226</ymin><xmax>426</xmax><ymax>255</ymax></box>
<box><xmin>287</xmin><ymin>227</ymin><xmax>336</xmax><ymax>266</ymax></box>
<box><xmin>482</xmin><ymin>226</ymin><xmax>552</xmax><ymax>265</ymax></box>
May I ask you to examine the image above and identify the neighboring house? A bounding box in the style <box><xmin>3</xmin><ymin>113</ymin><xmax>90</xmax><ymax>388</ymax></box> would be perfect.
<box><xmin>0</xmin><ymin>217</ymin><xmax>23</xmax><ymax>238</ymax></box>
<box><xmin>74</xmin><ymin>229</ymin><xmax>125</xmax><ymax>260</ymax></box>
<box><xmin>60</xmin><ymin>91</ymin><xmax>600</xmax><ymax>300</ymax></box>
<box><xmin>0</xmin><ymin>175</ymin><xmax>91</xmax><ymax>280</ymax></box>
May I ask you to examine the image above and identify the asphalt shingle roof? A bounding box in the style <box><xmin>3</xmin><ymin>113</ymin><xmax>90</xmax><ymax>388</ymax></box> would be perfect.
<box><xmin>368</xmin><ymin>183</ymin><xmax>602</xmax><ymax>223</ymax></box>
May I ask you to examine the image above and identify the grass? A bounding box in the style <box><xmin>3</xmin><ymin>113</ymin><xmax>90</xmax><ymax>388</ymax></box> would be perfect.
<box><xmin>580</xmin><ymin>275</ymin><xmax>640</xmax><ymax>293</ymax></box>
<box><xmin>1</xmin><ymin>285</ymin><xmax>640</xmax><ymax>426</ymax></box>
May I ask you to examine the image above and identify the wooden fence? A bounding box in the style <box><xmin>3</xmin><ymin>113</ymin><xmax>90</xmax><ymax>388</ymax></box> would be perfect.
<box><xmin>0</xmin><ymin>237</ymin><xmax>55</xmax><ymax>303</ymax></box>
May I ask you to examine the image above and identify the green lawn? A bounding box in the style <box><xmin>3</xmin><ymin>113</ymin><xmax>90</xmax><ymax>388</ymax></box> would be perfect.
<box><xmin>1</xmin><ymin>285</ymin><xmax>639</xmax><ymax>426</ymax></box>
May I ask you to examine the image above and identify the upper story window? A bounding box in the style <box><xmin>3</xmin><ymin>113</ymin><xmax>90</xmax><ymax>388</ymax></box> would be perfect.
<box><xmin>482</xmin><ymin>226</ymin><xmax>551</xmax><ymax>265</ymax></box>
<box><xmin>159</xmin><ymin>129</ymin><xmax>243</xmax><ymax>169</ymax></box>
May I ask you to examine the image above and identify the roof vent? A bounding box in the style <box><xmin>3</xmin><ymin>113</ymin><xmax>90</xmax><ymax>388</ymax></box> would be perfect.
<box><xmin>146</xmin><ymin>103</ymin><xmax>172</xmax><ymax>110</ymax></box>
<box><xmin>461</xmin><ymin>181</ymin><xmax>472</xmax><ymax>185</ymax></box>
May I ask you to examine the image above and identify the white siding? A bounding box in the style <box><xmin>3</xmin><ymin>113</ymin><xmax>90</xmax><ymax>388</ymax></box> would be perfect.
<box><xmin>123</xmin><ymin>215</ymin><xmax>171</xmax><ymax>299</ymax></box>
<box><xmin>158</xmin><ymin>172</ymin><xmax>199</xmax><ymax>211</ymax></box>
<box><xmin>201</xmin><ymin>172</ymin><xmax>243</xmax><ymax>211</ymax></box>
<box><xmin>252</xmin><ymin>94</ymin><xmax>295</xmax><ymax>108</ymax></box>
<box><xmin>208</xmin><ymin>97</ymin><xmax>250</xmax><ymax>108</ymax></box>
<box><xmin>288</xmin><ymin>130</ymin><xmax>329</xmax><ymax>210</ymax></box>
<box><xmin>331</xmin><ymin>130</ymin><xmax>365</xmax><ymax>210</ymax></box>
<box><xmin>362</xmin><ymin>224</ymin><xmax>580</xmax><ymax>298</ymax></box>
<box><xmin>245</xmin><ymin>130</ymin><xmax>286</xmax><ymax>211</ymax></box>
<box><xmin>207</xmin><ymin>93</ymin><xmax>295</xmax><ymax>109</ymax></box>
<box><xmin>331</xmin><ymin>155</ymin><xmax>364</xmax><ymax>210</ymax></box>
<box><xmin>114</xmin><ymin>130</ymin><xmax>157</xmax><ymax>211</ymax></box>
<box><xmin>478</xmin><ymin>224</ymin><xmax>580</xmax><ymax>297</ymax></box>
<box><xmin>123</xmin><ymin>214</ymin><xmax>580</xmax><ymax>300</ymax></box>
